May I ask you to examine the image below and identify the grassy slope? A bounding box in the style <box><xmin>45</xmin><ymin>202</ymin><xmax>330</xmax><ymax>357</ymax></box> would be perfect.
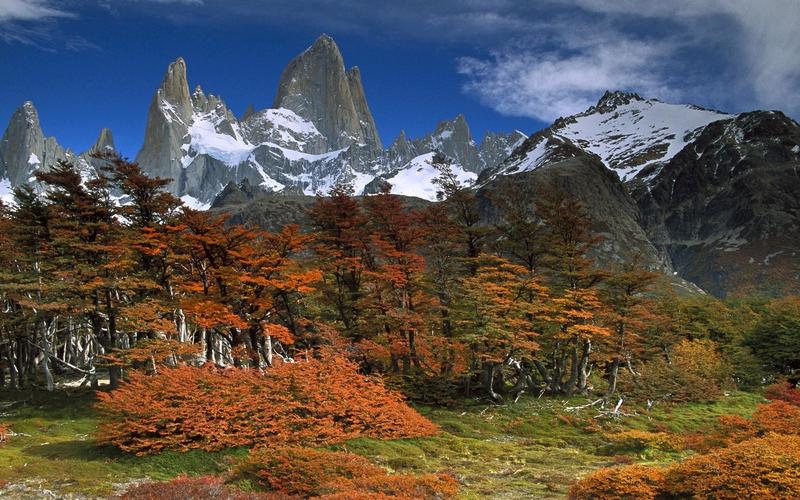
<box><xmin>0</xmin><ymin>389</ymin><xmax>764</xmax><ymax>499</ymax></box>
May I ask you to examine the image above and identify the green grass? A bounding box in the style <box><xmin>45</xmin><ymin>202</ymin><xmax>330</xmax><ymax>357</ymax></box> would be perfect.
<box><xmin>0</xmin><ymin>389</ymin><xmax>246</xmax><ymax>496</ymax></box>
<box><xmin>0</xmin><ymin>389</ymin><xmax>765</xmax><ymax>498</ymax></box>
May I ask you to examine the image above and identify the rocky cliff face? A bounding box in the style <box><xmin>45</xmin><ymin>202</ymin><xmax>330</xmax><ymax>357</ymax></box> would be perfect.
<box><xmin>346</xmin><ymin>66</ymin><xmax>383</xmax><ymax>150</ymax></box>
<box><xmin>633</xmin><ymin>111</ymin><xmax>800</xmax><ymax>296</ymax></box>
<box><xmin>0</xmin><ymin>102</ymin><xmax>117</xmax><ymax>203</ymax></box>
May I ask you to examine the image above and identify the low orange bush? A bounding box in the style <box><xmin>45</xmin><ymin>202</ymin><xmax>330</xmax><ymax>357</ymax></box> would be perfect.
<box><xmin>233</xmin><ymin>447</ymin><xmax>458</xmax><ymax>499</ymax></box>
<box><xmin>764</xmin><ymin>381</ymin><xmax>800</xmax><ymax>406</ymax></box>
<box><xmin>664</xmin><ymin>434</ymin><xmax>800</xmax><ymax>499</ymax></box>
<box><xmin>603</xmin><ymin>430</ymin><xmax>681</xmax><ymax>454</ymax></box>
<box><xmin>96</xmin><ymin>356</ymin><xmax>438</xmax><ymax>454</ymax></box>
<box><xmin>573</xmin><ymin>434</ymin><xmax>800</xmax><ymax>499</ymax></box>
<box><xmin>752</xmin><ymin>400</ymin><xmax>800</xmax><ymax>435</ymax></box>
<box><xmin>567</xmin><ymin>464</ymin><xmax>665</xmax><ymax>500</ymax></box>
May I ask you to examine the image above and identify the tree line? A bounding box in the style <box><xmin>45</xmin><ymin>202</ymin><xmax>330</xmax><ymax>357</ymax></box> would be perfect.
<box><xmin>0</xmin><ymin>152</ymin><xmax>797</xmax><ymax>404</ymax></box>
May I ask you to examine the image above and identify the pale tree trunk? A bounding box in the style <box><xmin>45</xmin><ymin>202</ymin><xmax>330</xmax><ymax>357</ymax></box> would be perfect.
<box><xmin>176</xmin><ymin>309</ymin><xmax>188</xmax><ymax>343</ymax></box>
<box><xmin>607</xmin><ymin>358</ymin><xmax>621</xmax><ymax>395</ymax></box>
<box><xmin>41</xmin><ymin>320</ymin><xmax>55</xmax><ymax>392</ymax></box>
<box><xmin>265</xmin><ymin>335</ymin><xmax>273</xmax><ymax>367</ymax></box>
<box><xmin>577</xmin><ymin>339</ymin><xmax>592</xmax><ymax>393</ymax></box>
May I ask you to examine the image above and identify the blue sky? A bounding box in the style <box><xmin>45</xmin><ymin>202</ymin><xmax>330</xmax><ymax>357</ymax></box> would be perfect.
<box><xmin>1</xmin><ymin>0</ymin><xmax>798</xmax><ymax>158</ymax></box>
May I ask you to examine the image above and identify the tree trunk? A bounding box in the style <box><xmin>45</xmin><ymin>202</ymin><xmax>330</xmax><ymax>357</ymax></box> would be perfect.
<box><xmin>265</xmin><ymin>335</ymin><xmax>273</xmax><ymax>367</ymax></box>
<box><xmin>607</xmin><ymin>358</ymin><xmax>621</xmax><ymax>395</ymax></box>
<box><xmin>484</xmin><ymin>363</ymin><xmax>502</xmax><ymax>402</ymax></box>
<box><xmin>41</xmin><ymin>321</ymin><xmax>55</xmax><ymax>392</ymax></box>
<box><xmin>577</xmin><ymin>339</ymin><xmax>592</xmax><ymax>393</ymax></box>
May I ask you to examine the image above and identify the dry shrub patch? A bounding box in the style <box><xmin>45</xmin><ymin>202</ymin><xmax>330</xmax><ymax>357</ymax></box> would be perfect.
<box><xmin>96</xmin><ymin>356</ymin><xmax>437</xmax><ymax>454</ymax></box>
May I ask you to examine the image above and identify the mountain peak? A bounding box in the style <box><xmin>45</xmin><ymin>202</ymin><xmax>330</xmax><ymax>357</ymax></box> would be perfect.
<box><xmin>274</xmin><ymin>35</ymin><xmax>379</xmax><ymax>150</ymax></box>
<box><xmin>92</xmin><ymin>128</ymin><xmax>115</xmax><ymax>152</ymax></box>
<box><xmin>16</xmin><ymin>101</ymin><xmax>40</xmax><ymax>126</ymax></box>
<box><xmin>304</xmin><ymin>33</ymin><xmax>344</xmax><ymax>62</ymax></box>
<box><xmin>159</xmin><ymin>57</ymin><xmax>191</xmax><ymax>110</ymax></box>
<box><xmin>595</xmin><ymin>90</ymin><xmax>644</xmax><ymax>111</ymax></box>
<box><xmin>312</xmin><ymin>33</ymin><xmax>337</xmax><ymax>48</ymax></box>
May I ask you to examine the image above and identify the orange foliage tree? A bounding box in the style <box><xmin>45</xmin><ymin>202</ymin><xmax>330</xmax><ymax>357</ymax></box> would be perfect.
<box><xmin>454</xmin><ymin>254</ymin><xmax>549</xmax><ymax>400</ymax></box>
<box><xmin>599</xmin><ymin>261</ymin><xmax>660</xmax><ymax>395</ymax></box>
<box><xmin>307</xmin><ymin>183</ymin><xmax>372</xmax><ymax>339</ymax></box>
<box><xmin>359</xmin><ymin>186</ymin><xmax>437</xmax><ymax>374</ymax></box>
<box><xmin>531</xmin><ymin>190</ymin><xmax>609</xmax><ymax>396</ymax></box>
<box><xmin>618</xmin><ymin>338</ymin><xmax>732</xmax><ymax>403</ymax></box>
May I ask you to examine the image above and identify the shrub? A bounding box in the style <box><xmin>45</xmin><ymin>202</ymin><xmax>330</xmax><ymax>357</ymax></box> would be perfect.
<box><xmin>567</xmin><ymin>464</ymin><xmax>665</xmax><ymax>500</ymax></box>
<box><xmin>603</xmin><ymin>430</ymin><xmax>681</xmax><ymax>454</ymax></box>
<box><xmin>764</xmin><ymin>381</ymin><xmax>800</xmax><ymax>406</ymax></box>
<box><xmin>752</xmin><ymin>400</ymin><xmax>800</xmax><ymax>436</ymax></box>
<box><xmin>618</xmin><ymin>339</ymin><xmax>732</xmax><ymax>403</ymax></box>
<box><xmin>96</xmin><ymin>356</ymin><xmax>438</xmax><ymax>454</ymax></box>
<box><xmin>664</xmin><ymin>434</ymin><xmax>800</xmax><ymax>499</ymax></box>
<box><xmin>233</xmin><ymin>447</ymin><xmax>458</xmax><ymax>499</ymax></box>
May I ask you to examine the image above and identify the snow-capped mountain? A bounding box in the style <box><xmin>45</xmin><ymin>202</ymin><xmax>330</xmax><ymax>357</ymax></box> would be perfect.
<box><xmin>480</xmin><ymin>91</ymin><xmax>800</xmax><ymax>297</ymax></box>
<box><xmin>485</xmin><ymin>91</ymin><xmax>731</xmax><ymax>184</ymax></box>
<box><xmin>0</xmin><ymin>35</ymin><xmax>525</xmax><ymax>205</ymax></box>
<box><xmin>131</xmin><ymin>35</ymin><xmax>524</xmax><ymax>205</ymax></box>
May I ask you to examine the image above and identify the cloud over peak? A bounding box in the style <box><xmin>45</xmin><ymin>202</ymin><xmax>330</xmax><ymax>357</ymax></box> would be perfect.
<box><xmin>457</xmin><ymin>0</ymin><xmax>800</xmax><ymax>121</ymax></box>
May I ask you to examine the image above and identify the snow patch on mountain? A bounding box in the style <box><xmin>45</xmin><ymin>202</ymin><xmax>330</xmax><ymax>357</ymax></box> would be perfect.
<box><xmin>0</xmin><ymin>177</ymin><xmax>14</xmax><ymax>205</ymax></box>
<box><xmin>180</xmin><ymin>194</ymin><xmax>211</xmax><ymax>211</ymax></box>
<box><xmin>382</xmin><ymin>152</ymin><xmax>477</xmax><ymax>201</ymax></box>
<box><xmin>182</xmin><ymin>112</ymin><xmax>253</xmax><ymax>168</ymax></box>
<box><xmin>242</xmin><ymin>108</ymin><xmax>326</xmax><ymax>153</ymax></box>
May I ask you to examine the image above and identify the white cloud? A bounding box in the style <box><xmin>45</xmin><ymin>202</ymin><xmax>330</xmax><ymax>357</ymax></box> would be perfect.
<box><xmin>458</xmin><ymin>28</ymin><xmax>679</xmax><ymax>121</ymax></box>
<box><xmin>457</xmin><ymin>0</ymin><xmax>800</xmax><ymax>120</ymax></box>
<box><xmin>0</xmin><ymin>0</ymin><xmax>73</xmax><ymax>23</ymax></box>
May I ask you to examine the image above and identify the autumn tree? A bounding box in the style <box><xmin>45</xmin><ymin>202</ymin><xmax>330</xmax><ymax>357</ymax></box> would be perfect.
<box><xmin>454</xmin><ymin>254</ymin><xmax>549</xmax><ymax>401</ymax></box>
<box><xmin>487</xmin><ymin>179</ymin><xmax>546</xmax><ymax>273</ymax></box>
<box><xmin>599</xmin><ymin>260</ymin><xmax>660</xmax><ymax>394</ymax></box>
<box><xmin>531</xmin><ymin>189</ymin><xmax>608</xmax><ymax>395</ymax></box>
<box><xmin>431</xmin><ymin>152</ymin><xmax>488</xmax><ymax>274</ymax></box>
<box><xmin>307</xmin><ymin>183</ymin><xmax>371</xmax><ymax>339</ymax></box>
<box><xmin>360</xmin><ymin>185</ymin><xmax>433</xmax><ymax>374</ymax></box>
<box><xmin>35</xmin><ymin>161</ymin><xmax>126</xmax><ymax>387</ymax></box>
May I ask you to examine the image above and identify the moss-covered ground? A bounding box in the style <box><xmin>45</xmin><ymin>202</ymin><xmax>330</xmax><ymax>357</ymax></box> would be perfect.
<box><xmin>0</xmin><ymin>389</ymin><xmax>764</xmax><ymax>498</ymax></box>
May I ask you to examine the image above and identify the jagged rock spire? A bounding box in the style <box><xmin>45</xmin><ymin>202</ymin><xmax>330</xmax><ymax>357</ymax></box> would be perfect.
<box><xmin>273</xmin><ymin>34</ymin><xmax>381</xmax><ymax>150</ymax></box>
<box><xmin>91</xmin><ymin>128</ymin><xmax>115</xmax><ymax>153</ymax></box>
<box><xmin>0</xmin><ymin>101</ymin><xmax>66</xmax><ymax>186</ymax></box>
<box><xmin>159</xmin><ymin>57</ymin><xmax>192</xmax><ymax>122</ymax></box>
<box><xmin>135</xmin><ymin>57</ymin><xmax>195</xmax><ymax>190</ymax></box>
<box><xmin>346</xmin><ymin>66</ymin><xmax>382</xmax><ymax>149</ymax></box>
